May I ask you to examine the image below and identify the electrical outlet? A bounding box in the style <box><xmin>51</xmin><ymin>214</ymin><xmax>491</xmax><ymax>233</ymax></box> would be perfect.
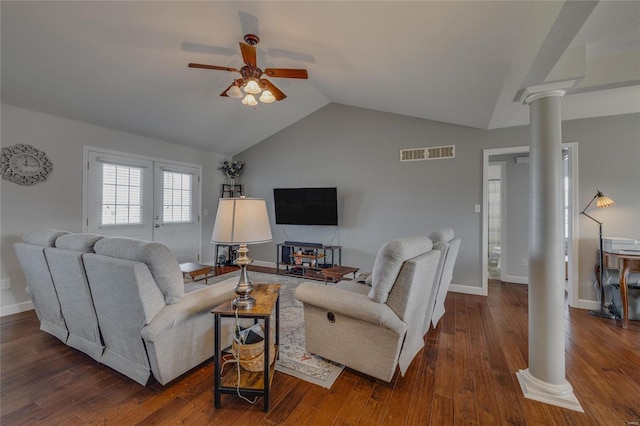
<box><xmin>521</xmin><ymin>259</ymin><xmax>528</xmax><ymax>267</ymax></box>
<box><xmin>1</xmin><ymin>278</ymin><xmax>10</xmax><ymax>290</ymax></box>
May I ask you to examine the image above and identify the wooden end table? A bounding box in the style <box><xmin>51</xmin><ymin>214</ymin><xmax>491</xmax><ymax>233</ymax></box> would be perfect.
<box><xmin>212</xmin><ymin>283</ymin><xmax>280</xmax><ymax>412</ymax></box>
<box><xmin>179</xmin><ymin>262</ymin><xmax>213</xmax><ymax>284</ymax></box>
<box><xmin>322</xmin><ymin>265</ymin><xmax>360</xmax><ymax>284</ymax></box>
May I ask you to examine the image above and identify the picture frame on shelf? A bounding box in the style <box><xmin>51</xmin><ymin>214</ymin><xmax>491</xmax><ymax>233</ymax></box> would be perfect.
<box><xmin>221</xmin><ymin>183</ymin><xmax>243</xmax><ymax>198</ymax></box>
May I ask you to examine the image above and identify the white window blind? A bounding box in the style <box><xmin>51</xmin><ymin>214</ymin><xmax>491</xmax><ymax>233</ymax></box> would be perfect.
<box><xmin>101</xmin><ymin>164</ymin><xmax>143</xmax><ymax>225</ymax></box>
<box><xmin>162</xmin><ymin>171</ymin><xmax>192</xmax><ymax>223</ymax></box>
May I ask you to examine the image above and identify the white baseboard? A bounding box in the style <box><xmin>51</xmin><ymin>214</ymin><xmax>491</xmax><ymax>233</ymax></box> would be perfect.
<box><xmin>1</xmin><ymin>300</ymin><xmax>34</xmax><ymax>317</ymax></box>
<box><xmin>575</xmin><ymin>299</ymin><xmax>601</xmax><ymax>310</ymax></box>
<box><xmin>504</xmin><ymin>275</ymin><xmax>529</xmax><ymax>285</ymax></box>
<box><xmin>449</xmin><ymin>283</ymin><xmax>486</xmax><ymax>296</ymax></box>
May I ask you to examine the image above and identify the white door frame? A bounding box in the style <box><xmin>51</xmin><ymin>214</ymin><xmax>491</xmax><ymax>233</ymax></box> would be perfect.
<box><xmin>82</xmin><ymin>146</ymin><xmax>203</xmax><ymax>261</ymax></box>
<box><xmin>481</xmin><ymin>143</ymin><xmax>579</xmax><ymax>307</ymax></box>
<box><xmin>487</xmin><ymin>161</ymin><xmax>508</xmax><ymax>282</ymax></box>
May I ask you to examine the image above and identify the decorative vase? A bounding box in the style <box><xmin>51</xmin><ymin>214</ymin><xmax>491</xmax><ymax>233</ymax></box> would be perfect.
<box><xmin>228</xmin><ymin>177</ymin><xmax>236</xmax><ymax>187</ymax></box>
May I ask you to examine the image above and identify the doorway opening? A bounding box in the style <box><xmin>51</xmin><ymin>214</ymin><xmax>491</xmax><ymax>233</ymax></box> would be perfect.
<box><xmin>487</xmin><ymin>162</ymin><xmax>505</xmax><ymax>280</ymax></box>
<box><xmin>481</xmin><ymin>143</ymin><xmax>579</xmax><ymax>306</ymax></box>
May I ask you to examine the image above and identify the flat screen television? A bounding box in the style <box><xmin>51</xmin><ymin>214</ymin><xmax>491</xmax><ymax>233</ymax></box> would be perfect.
<box><xmin>273</xmin><ymin>187</ymin><xmax>338</xmax><ymax>226</ymax></box>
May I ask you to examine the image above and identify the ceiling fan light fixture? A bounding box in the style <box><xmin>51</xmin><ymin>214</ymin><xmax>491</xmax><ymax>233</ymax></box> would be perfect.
<box><xmin>188</xmin><ymin>35</ymin><xmax>308</xmax><ymax>106</ymax></box>
<box><xmin>259</xmin><ymin>90</ymin><xmax>276</xmax><ymax>104</ymax></box>
<box><xmin>226</xmin><ymin>84</ymin><xmax>243</xmax><ymax>99</ymax></box>
<box><xmin>242</xmin><ymin>94</ymin><xmax>258</xmax><ymax>106</ymax></box>
<box><xmin>244</xmin><ymin>79</ymin><xmax>262</xmax><ymax>94</ymax></box>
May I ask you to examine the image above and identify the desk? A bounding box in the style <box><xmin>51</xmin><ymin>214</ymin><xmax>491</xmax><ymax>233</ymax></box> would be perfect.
<box><xmin>598</xmin><ymin>252</ymin><xmax>640</xmax><ymax>329</ymax></box>
<box><xmin>212</xmin><ymin>284</ymin><xmax>280</xmax><ymax>412</ymax></box>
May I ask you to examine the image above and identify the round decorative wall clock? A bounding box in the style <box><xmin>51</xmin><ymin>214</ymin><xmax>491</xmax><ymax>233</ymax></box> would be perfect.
<box><xmin>1</xmin><ymin>144</ymin><xmax>53</xmax><ymax>186</ymax></box>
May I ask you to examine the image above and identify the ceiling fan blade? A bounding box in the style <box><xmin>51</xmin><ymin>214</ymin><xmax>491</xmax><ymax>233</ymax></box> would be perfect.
<box><xmin>240</xmin><ymin>42</ymin><xmax>257</xmax><ymax>66</ymax></box>
<box><xmin>260</xmin><ymin>79</ymin><xmax>286</xmax><ymax>101</ymax></box>
<box><xmin>264</xmin><ymin>68</ymin><xmax>308</xmax><ymax>79</ymax></box>
<box><xmin>219</xmin><ymin>84</ymin><xmax>232</xmax><ymax>97</ymax></box>
<box><xmin>188</xmin><ymin>63</ymin><xmax>238</xmax><ymax>73</ymax></box>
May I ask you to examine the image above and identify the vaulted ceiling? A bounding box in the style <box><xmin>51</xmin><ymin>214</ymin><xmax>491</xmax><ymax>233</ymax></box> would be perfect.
<box><xmin>2</xmin><ymin>1</ymin><xmax>639</xmax><ymax>155</ymax></box>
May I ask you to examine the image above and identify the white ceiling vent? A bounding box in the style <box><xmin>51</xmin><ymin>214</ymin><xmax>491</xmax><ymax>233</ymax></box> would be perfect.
<box><xmin>400</xmin><ymin>145</ymin><xmax>455</xmax><ymax>162</ymax></box>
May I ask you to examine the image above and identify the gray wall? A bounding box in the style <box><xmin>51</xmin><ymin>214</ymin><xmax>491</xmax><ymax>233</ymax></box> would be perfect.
<box><xmin>504</xmin><ymin>156</ymin><xmax>531</xmax><ymax>281</ymax></box>
<box><xmin>1</xmin><ymin>102</ymin><xmax>638</xmax><ymax>313</ymax></box>
<box><xmin>0</xmin><ymin>104</ymin><xmax>228</xmax><ymax>314</ymax></box>
<box><xmin>491</xmin><ymin>154</ymin><xmax>531</xmax><ymax>282</ymax></box>
<box><xmin>235</xmin><ymin>103</ymin><xmax>639</xmax><ymax>301</ymax></box>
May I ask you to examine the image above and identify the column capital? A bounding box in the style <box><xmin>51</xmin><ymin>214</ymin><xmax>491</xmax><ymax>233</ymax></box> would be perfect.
<box><xmin>518</xmin><ymin>78</ymin><xmax>581</xmax><ymax>104</ymax></box>
<box><xmin>525</xmin><ymin>90</ymin><xmax>565</xmax><ymax>105</ymax></box>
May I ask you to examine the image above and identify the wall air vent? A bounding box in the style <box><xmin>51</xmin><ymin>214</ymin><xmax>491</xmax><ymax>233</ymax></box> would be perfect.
<box><xmin>400</xmin><ymin>148</ymin><xmax>427</xmax><ymax>162</ymax></box>
<box><xmin>400</xmin><ymin>145</ymin><xmax>455</xmax><ymax>162</ymax></box>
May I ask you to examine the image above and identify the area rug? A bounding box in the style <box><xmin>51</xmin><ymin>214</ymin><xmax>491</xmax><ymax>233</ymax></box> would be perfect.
<box><xmin>205</xmin><ymin>270</ymin><xmax>345</xmax><ymax>389</ymax></box>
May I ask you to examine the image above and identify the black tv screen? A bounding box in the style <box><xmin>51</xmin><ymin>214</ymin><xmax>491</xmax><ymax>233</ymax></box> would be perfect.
<box><xmin>273</xmin><ymin>187</ymin><xmax>338</xmax><ymax>226</ymax></box>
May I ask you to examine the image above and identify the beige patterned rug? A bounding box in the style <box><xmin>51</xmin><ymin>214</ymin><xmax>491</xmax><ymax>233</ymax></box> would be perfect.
<box><xmin>207</xmin><ymin>271</ymin><xmax>344</xmax><ymax>389</ymax></box>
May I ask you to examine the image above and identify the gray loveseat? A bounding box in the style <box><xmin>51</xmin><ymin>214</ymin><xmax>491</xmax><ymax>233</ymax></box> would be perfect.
<box><xmin>14</xmin><ymin>229</ymin><xmax>237</xmax><ymax>385</ymax></box>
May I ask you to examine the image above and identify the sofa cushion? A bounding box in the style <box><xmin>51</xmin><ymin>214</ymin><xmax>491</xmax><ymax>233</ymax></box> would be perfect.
<box><xmin>368</xmin><ymin>236</ymin><xmax>433</xmax><ymax>303</ymax></box>
<box><xmin>94</xmin><ymin>237</ymin><xmax>184</xmax><ymax>304</ymax></box>
<box><xmin>23</xmin><ymin>229</ymin><xmax>70</xmax><ymax>247</ymax></box>
<box><xmin>55</xmin><ymin>233</ymin><xmax>104</xmax><ymax>252</ymax></box>
<box><xmin>429</xmin><ymin>228</ymin><xmax>454</xmax><ymax>243</ymax></box>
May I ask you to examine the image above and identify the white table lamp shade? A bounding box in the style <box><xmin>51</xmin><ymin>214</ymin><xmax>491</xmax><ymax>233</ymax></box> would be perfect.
<box><xmin>211</xmin><ymin>198</ymin><xmax>272</xmax><ymax>244</ymax></box>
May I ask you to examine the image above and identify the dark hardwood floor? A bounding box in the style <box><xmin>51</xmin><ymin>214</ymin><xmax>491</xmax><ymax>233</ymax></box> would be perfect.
<box><xmin>1</xmin><ymin>277</ymin><xmax>639</xmax><ymax>425</ymax></box>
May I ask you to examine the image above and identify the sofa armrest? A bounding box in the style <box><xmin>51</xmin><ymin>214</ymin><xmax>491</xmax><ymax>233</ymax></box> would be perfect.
<box><xmin>141</xmin><ymin>278</ymin><xmax>237</xmax><ymax>341</ymax></box>
<box><xmin>295</xmin><ymin>282</ymin><xmax>406</xmax><ymax>336</ymax></box>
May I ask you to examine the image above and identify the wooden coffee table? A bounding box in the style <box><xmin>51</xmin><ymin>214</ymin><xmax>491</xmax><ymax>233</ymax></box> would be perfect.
<box><xmin>179</xmin><ymin>262</ymin><xmax>213</xmax><ymax>284</ymax></box>
<box><xmin>321</xmin><ymin>265</ymin><xmax>360</xmax><ymax>284</ymax></box>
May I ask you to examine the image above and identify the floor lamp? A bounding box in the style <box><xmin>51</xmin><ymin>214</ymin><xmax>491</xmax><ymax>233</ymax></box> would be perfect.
<box><xmin>580</xmin><ymin>190</ymin><xmax>615</xmax><ymax>319</ymax></box>
<box><xmin>211</xmin><ymin>196</ymin><xmax>272</xmax><ymax>310</ymax></box>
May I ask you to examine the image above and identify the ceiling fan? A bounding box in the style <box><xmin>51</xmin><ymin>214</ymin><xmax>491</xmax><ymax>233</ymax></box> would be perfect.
<box><xmin>188</xmin><ymin>34</ymin><xmax>308</xmax><ymax>106</ymax></box>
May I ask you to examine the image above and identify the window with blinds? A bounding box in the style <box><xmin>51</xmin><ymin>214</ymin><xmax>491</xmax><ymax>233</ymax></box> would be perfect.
<box><xmin>101</xmin><ymin>164</ymin><xmax>143</xmax><ymax>225</ymax></box>
<box><xmin>162</xmin><ymin>171</ymin><xmax>192</xmax><ymax>223</ymax></box>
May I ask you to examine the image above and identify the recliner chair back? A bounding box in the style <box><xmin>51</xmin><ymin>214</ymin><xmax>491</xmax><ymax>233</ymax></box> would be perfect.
<box><xmin>83</xmin><ymin>237</ymin><xmax>169</xmax><ymax>385</ymax></box>
<box><xmin>13</xmin><ymin>229</ymin><xmax>70</xmax><ymax>342</ymax></box>
<box><xmin>44</xmin><ymin>233</ymin><xmax>105</xmax><ymax>361</ymax></box>
<box><xmin>427</xmin><ymin>228</ymin><xmax>461</xmax><ymax>330</ymax></box>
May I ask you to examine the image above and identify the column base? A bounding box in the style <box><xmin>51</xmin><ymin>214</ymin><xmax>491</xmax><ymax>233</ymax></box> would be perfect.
<box><xmin>516</xmin><ymin>369</ymin><xmax>583</xmax><ymax>412</ymax></box>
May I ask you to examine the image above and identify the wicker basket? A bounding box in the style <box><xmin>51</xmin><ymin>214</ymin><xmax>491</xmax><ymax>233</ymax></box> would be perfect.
<box><xmin>232</xmin><ymin>338</ymin><xmax>276</xmax><ymax>372</ymax></box>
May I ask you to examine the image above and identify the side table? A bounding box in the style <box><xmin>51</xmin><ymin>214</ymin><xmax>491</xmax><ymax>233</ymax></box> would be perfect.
<box><xmin>212</xmin><ymin>283</ymin><xmax>280</xmax><ymax>412</ymax></box>
<box><xmin>179</xmin><ymin>262</ymin><xmax>213</xmax><ymax>284</ymax></box>
<box><xmin>322</xmin><ymin>265</ymin><xmax>360</xmax><ymax>284</ymax></box>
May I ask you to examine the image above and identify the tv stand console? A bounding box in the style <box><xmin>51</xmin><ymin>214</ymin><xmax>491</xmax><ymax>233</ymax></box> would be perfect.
<box><xmin>276</xmin><ymin>241</ymin><xmax>342</xmax><ymax>281</ymax></box>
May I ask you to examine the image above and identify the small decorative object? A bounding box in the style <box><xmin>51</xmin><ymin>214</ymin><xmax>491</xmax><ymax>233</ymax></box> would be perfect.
<box><xmin>1</xmin><ymin>144</ymin><xmax>53</xmax><ymax>186</ymax></box>
<box><xmin>219</xmin><ymin>160</ymin><xmax>244</xmax><ymax>184</ymax></box>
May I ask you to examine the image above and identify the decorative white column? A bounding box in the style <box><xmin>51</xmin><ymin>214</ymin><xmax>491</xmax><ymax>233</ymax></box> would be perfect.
<box><xmin>515</xmin><ymin>88</ymin><xmax>583</xmax><ymax>412</ymax></box>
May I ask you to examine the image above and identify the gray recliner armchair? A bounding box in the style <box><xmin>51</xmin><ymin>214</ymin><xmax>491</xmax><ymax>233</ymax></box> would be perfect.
<box><xmin>296</xmin><ymin>236</ymin><xmax>441</xmax><ymax>382</ymax></box>
<box><xmin>425</xmin><ymin>228</ymin><xmax>461</xmax><ymax>333</ymax></box>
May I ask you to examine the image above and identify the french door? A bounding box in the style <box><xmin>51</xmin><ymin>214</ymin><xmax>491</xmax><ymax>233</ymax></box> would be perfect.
<box><xmin>84</xmin><ymin>148</ymin><xmax>201</xmax><ymax>263</ymax></box>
